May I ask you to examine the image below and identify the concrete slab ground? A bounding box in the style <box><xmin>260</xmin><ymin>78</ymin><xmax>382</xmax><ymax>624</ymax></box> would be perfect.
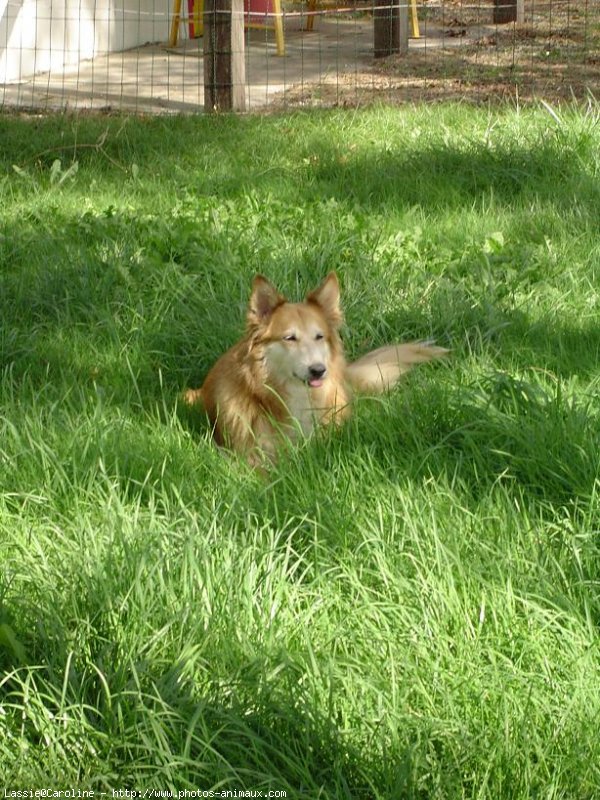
<box><xmin>1</xmin><ymin>16</ymin><xmax>379</xmax><ymax>113</ymax></box>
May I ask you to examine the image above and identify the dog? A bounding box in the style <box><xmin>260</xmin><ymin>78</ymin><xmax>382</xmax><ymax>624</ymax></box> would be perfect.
<box><xmin>184</xmin><ymin>272</ymin><xmax>447</xmax><ymax>464</ymax></box>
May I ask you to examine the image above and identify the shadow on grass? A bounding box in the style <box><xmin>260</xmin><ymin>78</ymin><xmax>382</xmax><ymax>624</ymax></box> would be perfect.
<box><xmin>0</xmin><ymin>519</ymin><xmax>412</xmax><ymax>794</ymax></box>
<box><xmin>378</xmin><ymin>300</ymin><xmax>600</xmax><ymax>381</ymax></box>
<box><xmin>0</xmin><ymin>622</ymin><xmax>424</xmax><ymax>794</ymax></box>
<box><xmin>2</xmin><ymin>111</ymin><xmax>598</xmax><ymax>218</ymax></box>
<box><xmin>305</xmin><ymin>133</ymin><xmax>600</xmax><ymax>216</ymax></box>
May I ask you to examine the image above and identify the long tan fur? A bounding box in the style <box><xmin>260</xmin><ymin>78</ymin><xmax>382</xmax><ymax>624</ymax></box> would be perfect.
<box><xmin>184</xmin><ymin>272</ymin><xmax>447</xmax><ymax>463</ymax></box>
<box><xmin>346</xmin><ymin>342</ymin><xmax>450</xmax><ymax>394</ymax></box>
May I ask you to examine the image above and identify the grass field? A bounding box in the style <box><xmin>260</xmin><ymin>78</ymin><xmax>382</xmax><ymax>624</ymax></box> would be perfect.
<box><xmin>1</xmin><ymin>102</ymin><xmax>599</xmax><ymax>797</ymax></box>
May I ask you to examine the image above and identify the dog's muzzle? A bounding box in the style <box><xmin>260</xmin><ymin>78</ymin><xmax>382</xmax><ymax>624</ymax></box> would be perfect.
<box><xmin>307</xmin><ymin>363</ymin><xmax>326</xmax><ymax>388</ymax></box>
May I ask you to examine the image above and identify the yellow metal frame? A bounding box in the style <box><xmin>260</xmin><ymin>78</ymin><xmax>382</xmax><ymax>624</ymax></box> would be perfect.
<box><xmin>170</xmin><ymin>0</ymin><xmax>285</xmax><ymax>55</ymax></box>
<box><xmin>306</xmin><ymin>0</ymin><xmax>420</xmax><ymax>37</ymax></box>
<box><xmin>169</xmin><ymin>0</ymin><xmax>183</xmax><ymax>46</ymax></box>
<box><xmin>410</xmin><ymin>0</ymin><xmax>420</xmax><ymax>37</ymax></box>
<box><xmin>191</xmin><ymin>0</ymin><xmax>204</xmax><ymax>36</ymax></box>
<box><xmin>246</xmin><ymin>0</ymin><xmax>285</xmax><ymax>56</ymax></box>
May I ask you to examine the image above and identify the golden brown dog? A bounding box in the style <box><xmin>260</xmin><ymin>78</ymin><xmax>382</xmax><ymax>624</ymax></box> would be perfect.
<box><xmin>184</xmin><ymin>272</ymin><xmax>447</xmax><ymax>463</ymax></box>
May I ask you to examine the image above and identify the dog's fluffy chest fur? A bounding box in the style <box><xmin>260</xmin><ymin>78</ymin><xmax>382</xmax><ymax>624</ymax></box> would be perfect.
<box><xmin>278</xmin><ymin>381</ymin><xmax>323</xmax><ymax>438</ymax></box>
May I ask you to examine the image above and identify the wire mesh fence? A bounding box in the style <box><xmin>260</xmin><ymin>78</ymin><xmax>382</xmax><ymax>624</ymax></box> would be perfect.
<box><xmin>1</xmin><ymin>1</ymin><xmax>598</xmax><ymax>113</ymax></box>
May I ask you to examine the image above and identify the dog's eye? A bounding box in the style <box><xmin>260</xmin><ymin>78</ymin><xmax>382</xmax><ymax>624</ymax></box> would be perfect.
<box><xmin>315</xmin><ymin>333</ymin><xmax>324</xmax><ymax>341</ymax></box>
<box><xmin>283</xmin><ymin>334</ymin><xmax>297</xmax><ymax>342</ymax></box>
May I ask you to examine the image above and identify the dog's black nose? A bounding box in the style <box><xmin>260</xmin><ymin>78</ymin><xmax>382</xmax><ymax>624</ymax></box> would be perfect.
<box><xmin>309</xmin><ymin>363</ymin><xmax>327</xmax><ymax>379</ymax></box>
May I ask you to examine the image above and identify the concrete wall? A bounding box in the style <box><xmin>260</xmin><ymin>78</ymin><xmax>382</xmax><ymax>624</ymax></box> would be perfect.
<box><xmin>1</xmin><ymin>0</ymin><xmax>171</xmax><ymax>82</ymax></box>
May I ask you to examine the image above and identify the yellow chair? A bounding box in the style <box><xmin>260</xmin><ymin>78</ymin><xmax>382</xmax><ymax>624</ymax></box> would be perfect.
<box><xmin>170</xmin><ymin>0</ymin><xmax>285</xmax><ymax>55</ymax></box>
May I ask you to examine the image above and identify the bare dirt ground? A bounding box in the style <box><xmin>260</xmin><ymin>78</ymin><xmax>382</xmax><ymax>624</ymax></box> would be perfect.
<box><xmin>273</xmin><ymin>0</ymin><xmax>600</xmax><ymax>108</ymax></box>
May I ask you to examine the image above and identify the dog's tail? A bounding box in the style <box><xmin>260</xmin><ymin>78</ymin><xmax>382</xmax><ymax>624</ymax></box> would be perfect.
<box><xmin>345</xmin><ymin>342</ymin><xmax>448</xmax><ymax>395</ymax></box>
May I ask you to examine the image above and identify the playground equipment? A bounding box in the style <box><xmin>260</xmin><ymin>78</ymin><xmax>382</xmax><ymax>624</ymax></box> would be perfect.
<box><xmin>170</xmin><ymin>0</ymin><xmax>286</xmax><ymax>55</ymax></box>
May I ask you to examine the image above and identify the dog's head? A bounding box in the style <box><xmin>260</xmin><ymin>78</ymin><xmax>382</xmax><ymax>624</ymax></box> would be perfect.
<box><xmin>247</xmin><ymin>272</ymin><xmax>343</xmax><ymax>388</ymax></box>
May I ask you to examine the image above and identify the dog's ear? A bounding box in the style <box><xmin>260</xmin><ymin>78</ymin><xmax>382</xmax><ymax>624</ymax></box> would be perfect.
<box><xmin>247</xmin><ymin>275</ymin><xmax>285</xmax><ymax>327</ymax></box>
<box><xmin>307</xmin><ymin>272</ymin><xmax>343</xmax><ymax>328</ymax></box>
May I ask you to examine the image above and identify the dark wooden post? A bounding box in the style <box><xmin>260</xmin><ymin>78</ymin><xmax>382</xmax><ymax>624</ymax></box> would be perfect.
<box><xmin>203</xmin><ymin>0</ymin><xmax>246</xmax><ymax>111</ymax></box>
<box><xmin>374</xmin><ymin>0</ymin><xmax>409</xmax><ymax>58</ymax></box>
<box><xmin>493</xmin><ymin>0</ymin><xmax>524</xmax><ymax>24</ymax></box>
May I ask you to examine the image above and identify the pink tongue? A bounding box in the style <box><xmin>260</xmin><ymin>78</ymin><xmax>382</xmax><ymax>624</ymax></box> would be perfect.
<box><xmin>308</xmin><ymin>378</ymin><xmax>323</xmax><ymax>388</ymax></box>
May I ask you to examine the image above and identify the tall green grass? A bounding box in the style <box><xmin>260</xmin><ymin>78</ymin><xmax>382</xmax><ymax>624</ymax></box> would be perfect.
<box><xmin>1</xmin><ymin>103</ymin><xmax>599</xmax><ymax>797</ymax></box>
